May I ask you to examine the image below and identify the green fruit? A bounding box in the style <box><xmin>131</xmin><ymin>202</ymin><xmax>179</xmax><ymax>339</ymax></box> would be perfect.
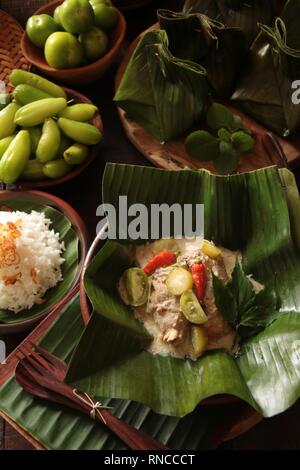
<box><xmin>0</xmin><ymin>103</ymin><xmax>20</xmax><ymax>140</ymax></box>
<box><xmin>26</xmin><ymin>14</ymin><xmax>58</xmax><ymax>48</ymax></box>
<box><xmin>22</xmin><ymin>126</ymin><xmax>42</xmax><ymax>154</ymax></box>
<box><xmin>57</xmin><ymin>134</ymin><xmax>72</xmax><ymax>157</ymax></box>
<box><xmin>36</xmin><ymin>118</ymin><xmax>61</xmax><ymax>163</ymax></box>
<box><xmin>60</xmin><ymin>0</ymin><xmax>94</xmax><ymax>34</ymax></box>
<box><xmin>58</xmin><ymin>117</ymin><xmax>102</xmax><ymax>145</ymax></box>
<box><xmin>0</xmin><ymin>94</ymin><xmax>11</xmax><ymax>111</ymax></box>
<box><xmin>0</xmin><ymin>136</ymin><xmax>15</xmax><ymax>160</ymax></box>
<box><xmin>22</xmin><ymin>159</ymin><xmax>45</xmax><ymax>181</ymax></box>
<box><xmin>64</xmin><ymin>143</ymin><xmax>89</xmax><ymax>165</ymax></box>
<box><xmin>93</xmin><ymin>4</ymin><xmax>118</xmax><ymax>31</ymax></box>
<box><xmin>53</xmin><ymin>6</ymin><xmax>62</xmax><ymax>27</ymax></box>
<box><xmin>43</xmin><ymin>159</ymin><xmax>71</xmax><ymax>179</ymax></box>
<box><xmin>14</xmin><ymin>98</ymin><xmax>67</xmax><ymax>127</ymax></box>
<box><xmin>45</xmin><ymin>32</ymin><xmax>83</xmax><ymax>68</ymax></box>
<box><xmin>10</xmin><ymin>69</ymin><xmax>66</xmax><ymax>99</ymax></box>
<box><xmin>13</xmin><ymin>84</ymin><xmax>52</xmax><ymax>105</ymax></box>
<box><xmin>0</xmin><ymin>131</ymin><xmax>31</xmax><ymax>184</ymax></box>
<box><xmin>90</xmin><ymin>0</ymin><xmax>112</xmax><ymax>6</ymax></box>
<box><xmin>79</xmin><ymin>26</ymin><xmax>108</xmax><ymax>62</ymax></box>
<box><xmin>59</xmin><ymin>103</ymin><xmax>98</xmax><ymax>121</ymax></box>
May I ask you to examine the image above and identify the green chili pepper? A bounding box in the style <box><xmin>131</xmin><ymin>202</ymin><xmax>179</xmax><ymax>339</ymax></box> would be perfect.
<box><xmin>21</xmin><ymin>159</ymin><xmax>46</xmax><ymax>181</ymax></box>
<box><xmin>0</xmin><ymin>136</ymin><xmax>15</xmax><ymax>159</ymax></box>
<box><xmin>63</xmin><ymin>143</ymin><xmax>89</xmax><ymax>165</ymax></box>
<box><xmin>59</xmin><ymin>103</ymin><xmax>98</xmax><ymax>121</ymax></box>
<box><xmin>0</xmin><ymin>130</ymin><xmax>31</xmax><ymax>184</ymax></box>
<box><xmin>14</xmin><ymin>98</ymin><xmax>67</xmax><ymax>127</ymax></box>
<box><xmin>58</xmin><ymin>117</ymin><xmax>102</xmax><ymax>145</ymax></box>
<box><xmin>0</xmin><ymin>102</ymin><xmax>20</xmax><ymax>139</ymax></box>
<box><xmin>13</xmin><ymin>84</ymin><xmax>52</xmax><ymax>105</ymax></box>
<box><xmin>36</xmin><ymin>118</ymin><xmax>61</xmax><ymax>163</ymax></box>
<box><xmin>43</xmin><ymin>159</ymin><xmax>71</xmax><ymax>179</ymax></box>
<box><xmin>10</xmin><ymin>69</ymin><xmax>66</xmax><ymax>99</ymax></box>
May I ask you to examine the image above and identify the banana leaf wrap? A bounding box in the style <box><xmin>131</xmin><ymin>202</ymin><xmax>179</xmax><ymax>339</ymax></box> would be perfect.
<box><xmin>157</xmin><ymin>9</ymin><xmax>246</xmax><ymax>98</ymax></box>
<box><xmin>114</xmin><ymin>29</ymin><xmax>208</xmax><ymax>143</ymax></box>
<box><xmin>66</xmin><ymin>164</ymin><xmax>300</xmax><ymax>418</ymax></box>
<box><xmin>232</xmin><ymin>11</ymin><xmax>300</xmax><ymax>137</ymax></box>
<box><xmin>183</xmin><ymin>0</ymin><xmax>274</xmax><ymax>47</ymax></box>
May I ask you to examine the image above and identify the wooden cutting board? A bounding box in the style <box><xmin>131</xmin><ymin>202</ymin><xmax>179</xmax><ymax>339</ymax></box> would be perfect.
<box><xmin>115</xmin><ymin>26</ymin><xmax>300</xmax><ymax>172</ymax></box>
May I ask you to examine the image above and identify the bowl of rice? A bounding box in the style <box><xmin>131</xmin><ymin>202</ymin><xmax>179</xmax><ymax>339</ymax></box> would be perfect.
<box><xmin>0</xmin><ymin>190</ymin><xmax>89</xmax><ymax>334</ymax></box>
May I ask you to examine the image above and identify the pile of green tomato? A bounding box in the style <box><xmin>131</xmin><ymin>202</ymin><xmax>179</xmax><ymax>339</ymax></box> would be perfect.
<box><xmin>0</xmin><ymin>69</ymin><xmax>102</xmax><ymax>184</ymax></box>
<box><xmin>26</xmin><ymin>0</ymin><xmax>119</xmax><ymax>68</ymax></box>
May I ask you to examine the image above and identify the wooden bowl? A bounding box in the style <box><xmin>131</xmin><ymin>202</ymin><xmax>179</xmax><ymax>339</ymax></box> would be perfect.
<box><xmin>17</xmin><ymin>86</ymin><xmax>103</xmax><ymax>188</ymax></box>
<box><xmin>21</xmin><ymin>0</ymin><xmax>126</xmax><ymax>86</ymax></box>
<box><xmin>0</xmin><ymin>189</ymin><xmax>89</xmax><ymax>334</ymax></box>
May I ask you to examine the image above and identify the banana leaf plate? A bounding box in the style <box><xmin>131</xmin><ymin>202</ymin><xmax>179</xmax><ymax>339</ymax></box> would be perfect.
<box><xmin>66</xmin><ymin>163</ymin><xmax>300</xmax><ymax>421</ymax></box>
<box><xmin>115</xmin><ymin>25</ymin><xmax>300</xmax><ymax>172</ymax></box>
<box><xmin>0</xmin><ymin>290</ymin><xmax>262</xmax><ymax>450</ymax></box>
<box><xmin>0</xmin><ymin>190</ymin><xmax>88</xmax><ymax>334</ymax></box>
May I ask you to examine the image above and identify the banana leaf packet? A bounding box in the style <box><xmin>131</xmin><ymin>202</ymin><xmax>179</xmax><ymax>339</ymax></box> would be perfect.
<box><xmin>157</xmin><ymin>9</ymin><xmax>246</xmax><ymax>98</ymax></box>
<box><xmin>232</xmin><ymin>0</ymin><xmax>300</xmax><ymax>138</ymax></box>
<box><xmin>183</xmin><ymin>0</ymin><xmax>275</xmax><ymax>47</ymax></box>
<box><xmin>114</xmin><ymin>29</ymin><xmax>208</xmax><ymax>143</ymax></box>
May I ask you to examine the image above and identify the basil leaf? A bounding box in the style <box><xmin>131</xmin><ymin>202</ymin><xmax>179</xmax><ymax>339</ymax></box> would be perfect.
<box><xmin>213</xmin><ymin>261</ymin><xmax>279</xmax><ymax>338</ymax></box>
<box><xmin>185</xmin><ymin>130</ymin><xmax>219</xmax><ymax>161</ymax></box>
<box><xmin>214</xmin><ymin>141</ymin><xmax>238</xmax><ymax>174</ymax></box>
<box><xmin>231</xmin><ymin>115</ymin><xmax>245</xmax><ymax>132</ymax></box>
<box><xmin>232</xmin><ymin>131</ymin><xmax>255</xmax><ymax>153</ymax></box>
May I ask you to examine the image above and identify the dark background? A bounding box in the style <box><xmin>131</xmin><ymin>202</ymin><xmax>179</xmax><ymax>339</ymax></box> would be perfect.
<box><xmin>1</xmin><ymin>0</ymin><xmax>300</xmax><ymax>450</ymax></box>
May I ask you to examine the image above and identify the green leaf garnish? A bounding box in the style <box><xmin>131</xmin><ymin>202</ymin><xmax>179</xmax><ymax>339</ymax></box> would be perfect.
<box><xmin>218</xmin><ymin>127</ymin><xmax>231</xmax><ymax>142</ymax></box>
<box><xmin>185</xmin><ymin>130</ymin><xmax>219</xmax><ymax>161</ymax></box>
<box><xmin>214</xmin><ymin>141</ymin><xmax>238</xmax><ymax>174</ymax></box>
<box><xmin>232</xmin><ymin>131</ymin><xmax>255</xmax><ymax>153</ymax></box>
<box><xmin>212</xmin><ymin>262</ymin><xmax>279</xmax><ymax>338</ymax></box>
<box><xmin>207</xmin><ymin>103</ymin><xmax>235</xmax><ymax>130</ymax></box>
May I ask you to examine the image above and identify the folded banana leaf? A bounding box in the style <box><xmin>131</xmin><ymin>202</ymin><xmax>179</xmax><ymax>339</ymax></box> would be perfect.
<box><xmin>157</xmin><ymin>9</ymin><xmax>246</xmax><ymax>98</ymax></box>
<box><xmin>0</xmin><ymin>294</ymin><xmax>236</xmax><ymax>450</ymax></box>
<box><xmin>232</xmin><ymin>7</ymin><xmax>300</xmax><ymax>137</ymax></box>
<box><xmin>183</xmin><ymin>0</ymin><xmax>274</xmax><ymax>46</ymax></box>
<box><xmin>66</xmin><ymin>163</ymin><xmax>300</xmax><ymax>418</ymax></box>
<box><xmin>0</xmin><ymin>199</ymin><xmax>79</xmax><ymax>324</ymax></box>
<box><xmin>114</xmin><ymin>29</ymin><xmax>208</xmax><ymax>143</ymax></box>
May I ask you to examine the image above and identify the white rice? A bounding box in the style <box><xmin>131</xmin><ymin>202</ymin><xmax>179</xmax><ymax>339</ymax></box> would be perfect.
<box><xmin>0</xmin><ymin>210</ymin><xmax>65</xmax><ymax>313</ymax></box>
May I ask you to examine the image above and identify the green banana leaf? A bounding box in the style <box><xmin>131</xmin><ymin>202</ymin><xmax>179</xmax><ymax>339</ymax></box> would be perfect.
<box><xmin>66</xmin><ymin>163</ymin><xmax>300</xmax><ymax>418</ymax></box>
<box><xmin>232</xmin><ymin>7</ymin><xmax>300</xmax><ymax>137</ymax></box>
<box><xmin>157</xmin><ymin>9</ymin><xmax>246</xmax><ymax>98</ymax></box>
<box><xmin>114</xmin><ymin>29</ymin><xmax>208</xmax><ymax>143</ymax></box>
<box><xmin>0</xmin><ymin>294</ymin><xmax>234</xmax><ymax>450</ymax></box>
<box><xmin>183</xmin><ymin>0</ymin><xmax>274</xmax><ymax>47</ymax></box>
<box><xmin>0</xmin><ymin>199</ymin><xmax>79</xmax><ymax>323</ymax></box>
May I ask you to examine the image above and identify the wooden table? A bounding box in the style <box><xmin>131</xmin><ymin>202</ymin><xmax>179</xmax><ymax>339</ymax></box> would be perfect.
<box><xmin>1</xmin><ymin>0</ymin><xmax>300</xmax><ymax>450</ymax></box>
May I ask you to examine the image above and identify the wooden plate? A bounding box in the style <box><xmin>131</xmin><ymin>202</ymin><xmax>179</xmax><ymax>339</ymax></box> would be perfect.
<box><xmin>79</xmin><ymin>227</ymin><xmax>262</xmax><ymax>439</ymax></box>
<box><xmin>115</xmin><ymin>26</ymin><xmax>300</xmax><ymax>171</ymax></box>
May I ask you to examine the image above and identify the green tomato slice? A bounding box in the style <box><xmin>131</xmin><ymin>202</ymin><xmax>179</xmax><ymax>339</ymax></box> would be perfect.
<box><xmin>166</xmin><ymin>267</ymin><xmax>193</xmax><ymax>296</ymax></box>
<box><xmin>180</xmin><ymin>289</ymin><xmax>208</xmax><ymax>324</ymax></box>
<box><xmin>118</xmin><ymin>268</ymin><xmax>149</xmax><ymax>307</ymax></box>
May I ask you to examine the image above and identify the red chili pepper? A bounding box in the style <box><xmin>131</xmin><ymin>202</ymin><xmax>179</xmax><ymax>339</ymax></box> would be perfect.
<box><xmin>144</xmin><ymin>250</ymin><xmax>176</xmax><ymax>275</ymax></box>
<box><xmin>191</xmin><ymin>263</ymin><xmax>206</xmax><ymax>301</ymax></box>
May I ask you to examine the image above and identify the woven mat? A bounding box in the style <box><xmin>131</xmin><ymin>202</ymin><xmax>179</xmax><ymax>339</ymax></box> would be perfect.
<box><xmin>0</xmin><ymin>9</ymin><xmax>30</xmax><ymax>91</ymax></box>
<box><xmin>0</xmin><ymin>1</ymin><xmax>48</xmax><ymax>26</ymax></box>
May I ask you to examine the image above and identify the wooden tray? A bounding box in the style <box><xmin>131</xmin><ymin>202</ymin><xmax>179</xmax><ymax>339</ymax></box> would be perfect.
<box><xmin>0</xmin><ymin>9</ymin><xmax>30</xmax><ymax>92</ymax></box>
<box><xmin>116</xmin><ymin>27</ymin><xmax>300</xmax><ymax>171</ymax></box>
